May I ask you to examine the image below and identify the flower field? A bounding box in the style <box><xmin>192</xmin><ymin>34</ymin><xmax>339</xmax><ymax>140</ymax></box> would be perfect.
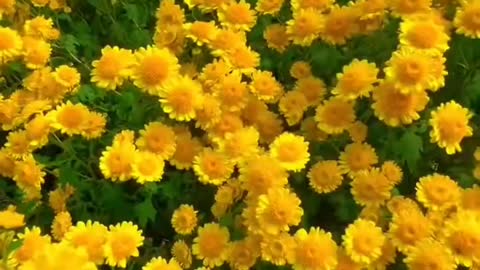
<box><xmin>1</xmin><ymin>0</ymin><xmax>480</xmax><ymax>269</ymax></box>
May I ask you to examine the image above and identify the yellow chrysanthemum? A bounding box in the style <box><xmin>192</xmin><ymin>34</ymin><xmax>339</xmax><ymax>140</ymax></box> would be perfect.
<box><xmin>0</xmin><ymin>148</ymin><xmax>15</xmax><ymax>178</ymax></box>
<box><xmin>351</xmin><ymin>168</ymin><xmax>393</xmax><ymax>206</ymax></box>
<box><xmin>416</xmin><ymin>173</ymin><xmax>461</xmax><ymax>212</ymax></box>
<box><xmin>64</xmin><ymin>221</ymin><xmax>108</xmax><ymax>265</ymax></box>
<box><xmin>51</xmin><ymin>211</ymin><xmax>72</xmax><ymax>241</ymax></box>
<box><xmin>159</xmin><ymin>75</ymin><xmax>204</xmax><ymax>121</ymax></box>
<box><xmin>155</xmin><ymin>0</ymin><xmax>185</xmax><ymax>25</ymax></box>
<box><xmin>308</xmin><ymin>160</ymin><xmax>344</xmax><ymax>194</ymax></box>
<box><xmin>315</xmin><ymin>97</ymin><xmax>356</xmax><ymax>135</ymax></box>
<box><xmin>404</xmin><ymin>238</ymin><xmax>455</xmax><ymax>270</ymax></box>
<box><xmin>332</xmin><ymin>59</ymin><xmax>378</xmax><ymax>100</ymax></box>
<box><xmin>209</xmin><ymin>29</ymin><xmax>247</xmax><ymax>57</ymax></box>
<box><xmin>291</xmin><ymin>0</ymin><xmax>333</xmax><ymax>12</ymax></box>
<box><xmin>371</xmin><ymin>81</ymin><xmax>429</xmax><ymax>127</ymax></box>
<box><xmin>384</xmin><ymin>48</ymin><xmax>438</xmax><ymax>94</ymax></box>
<box><xmin>287</xmin><ymin>8</ymin><xmax>324</xmax><ymax>46</ymax></box>
<box><xmin>264</xmin><ymin>23</ymin><xmax>291</xmax><ymax>53</ymax></box>
<box><xmin>336</xmin><ymin>248</ymin><xmax>362</xmax><ymax>270</ymax></box>
<box><xmin>442</xmin><ymin>210</ymin><xmax>480</xmax><ymax>266</ymax></box>
<box><xmin>256</xmin><ymin>188</ymin><xmax>303</xmax><ymax>235</ymax></box>
<box><xmin>217</xmin><ymin>1</ymin><xmax>257</xmax><ymax>31</ymax></box>
<box><xmin>82</xmin><ymin>112</ymin><xmax>107</xmax><ymax>139</ymax></box>
<box><xmin>339</xmin><ymin>142</ymin><xmax>378</xmax><ymax>177</ymax></box>
<box><xmin>5</xmin><ymin>130</ymin><xmax>33</xmax><ymax>159</ymax></box>
<box><xmin>347</xmin><ymin>121</ymin><xmax>368</xmax><ymax>143</ymax></box>
<box><xmin>214</xmin><ymin>71</ymin><xmax>248</xmax><ymax>112</ymax></box>
<box><xmin>301</xmin><ymin>116</ymin><xmax>329</xmax><ymax>142</ymax></box>
<box><xmin>184</xmin><ymin>21</ymin><xmax>218</xmax><ymax>46</ymax></box>
<box><xmin>290</xmin><ymin>61</ymin><xmax>312</xmax><ymax>79</ymax></box>
<box><xmin>320</xmin><ymin>6</ymin><xmax>358</xmax><ymax>45</ymax></box>
<box><xmin>192</xmin><ymin>223</ymin><xmax>230</xmax><ymax>268</ymax></box>
<box><xmin>15</xmin><ymin>226</ymin><xmax>50</xmax><ymax>263</ymax></box>
<box><xmin>461</xmin><ymin>186</ymin><xmax>480</xmax><ymax>212</ymax></box>
<box><xmin>195</xmin><ymin>94</ymin><xmax>222</xmax><ymax>129</ymax></box>
<box><xmin>269</xmin><ymin>132</ymin><xmax>310</xmax><ymax>172</ymax></box>
<box><xmin>429</xmin><ymin>101</ymin><xmax>473</xmax><ymax>155</ymax></box>
<box><xmin>171</xmin><ymin>204</ymin><xmax>198</xmax><ymax>235</ymax></box>
<box><xmin>170</xmin><ymin>134</ymin><xmax>203</xmax><ymax>170</ymax></box>
<box><xmin>23</xmin><ymin>16</ymin><xmax>60</xmax><ymax>40</ymax></box>
<box><xmin>91</xmin><ymin>46</ymin><xmax>135</xmax><ymax>90</ymax></box>
<box><xmin>49</xmin><ymin>101</ymin><xmax>90</xmax><ymax>136</ymax></box>
<box><xmin>132</xmin><ymin>46</ymin><xmax>180</xmax><ymax>95</ymax></box>
<box><xmin>0</xmin><ymin>205</ymin><xmax>25</xmax><ymax>229</ymax></box>
<box><xmin>171</xmin><ymin>240</ymin><xmax>192</xmax><ymax>269</ymax></box>
<box><xmin>389</xmin><ymin>0</ymin><xmax>432</xmax><ymax>17</ymax></box>
<box><xmin>256</xmin><ymin>0</ymin><xmax>284</xmax><ymax>14</ymax></box>
<box><xmin>199</xmin><ymin>59</ymin><xmax>231</xmax><ymax>92</ymax></box>
<box><xmin>18</xmin><ymin>241</ymin><xmax>96</xmax><ymax>270</ymax></box>
<box><xmin>294</xmin><ymin>76</ymin><xmax>327</xmax><ymax>107</ymax></box>
<box><xmin>454</xmin><ymin>0</ymin><xmax>480</xmax><ymax>38</ymax></box>
<box><xmin>0</xmin><ymin>27</ymin><xmax>22</xmax><ymax>63</ymax></box>
<box><xmin>227</xmin><ymin>237</ymin><xmax>259</xmax><ymax>270</ymax></box>
<box><xmin>132</xmin><ymin>151</ymin><xmax>165</xmax><ymax>184</ymax></box>
<box><xmin>381</xmin><ymin>161</ymin><xmax>403</xmax><ymax>186</ymax></box>
<box><xmin>193</xmin><ymin>148</ymin><xmax>234</xmax><ymax>185</ymax></box>
<box><xmin>222</xmin><ymin>46</ymin><xmax>260</xmax><ymax>74</ymax></box>
<box><xmin>48</xmin><ymin>184</ymin><xmax>74</xmax><ymax>214</ymax></box>
<box><xmin>388</xmin><ymin>209</ymin><xmax>433</xmax><ymax>254</ymax></box>
<box><xmin>399</xmin><ymin>19</ymin><xmax>449</xmax><ymax>55</ymax></box>
<box><xmin>104</xmin><ymin>222</ymin><xmax>144</xmax><ymax>268</ymax></box>
<box><xmin>249</xmin><ymin>70</ymin><xmax>284</xmax><ymax>103</ymax></box>
<box><xmin>214</xmin><ymin>126</ymin><xmax>259</xmax><ymax>164</ymax></box>
<box><xmin>99</xmin><ymin>142</ymin><xmax>136</xmax><ymax>182</ymax></box>
<box><xmin>142</xmin><ymin>257</ymin><xmax>182</xmax><ymax>270</ymax></box>
<box><xmin>136</xmin><ymin>122</ymin><xmax>176</xmax><ymax>159</ymax></box>
<box><xmin>53</xmin><ymin>65</ymin><xmax>81</xmax><ymax>92</ymax></box>
<box><xmin>13</xmin><ymin>157</ymin><xmax>45</xmax><ymax>192</ymax></box>
<box><xmin>25</xmin><ymin>114</ymin><xmax>51</xmax><ymax>148</ymax></box>
<box><xmin>260</xmin><ymin>232</ymin><xmax>296</xmax><ymax>266</ymax></box>
<box><xmin>22</xmin><ymin>36</ymin><xmax>51</xmax><ymax>70</ymax></box>
<box><xmin>209</xmin><ymin>112</ymin><xmax>245</xmax><ymax>139</ymax></box>
<box><xmin>343</xmin><ymin>219</ymin><xmax>385</xmax><ymax>265</ymax></box>
<box><xmin>293</xmin><ymin>227</ymin><xmax>338</xmax><ymax>270</ymax></box>
<box><xmin>279</xmin><ymin>90</ymin><xmax>308</xmax><ymax>126</ymax></box>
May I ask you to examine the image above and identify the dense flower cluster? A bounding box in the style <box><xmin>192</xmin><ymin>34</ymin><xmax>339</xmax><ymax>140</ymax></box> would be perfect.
<box><xmin>0</xmin><ymin>0</ymin><xmax>480</xmax><ymax>270</ymax></box>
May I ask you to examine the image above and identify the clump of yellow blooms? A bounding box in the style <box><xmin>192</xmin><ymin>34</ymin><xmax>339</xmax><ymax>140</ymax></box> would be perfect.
<box><xmin>1</xmin><ymin>0</ymin><xmax>480</xmax><ymax>269</ymax></box>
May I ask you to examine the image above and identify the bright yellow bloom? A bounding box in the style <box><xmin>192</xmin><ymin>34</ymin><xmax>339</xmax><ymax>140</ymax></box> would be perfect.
<box><xmin>64</xmin><ymin>221</ymin><xmax>109</xmax><ymax>264</ymax></box>
<box><xmin>13</xmin><ymin>157</ymin><xmax>45</xmax><ymax>192</ymax></box>
<box><xmin>343</xmin><ymin>219</ymin><xmax>385</xmax><ymax>265</ymax></box>
<box><xmin>215</xmin><ymin>126</ymin><xmax>259</xmax><ymax>164</ymax></box>
<box><xmin>429</xmin><ymin>101</ymin><xmax>473</xmax><ymax>155</ymax></box>
<box><xmin>214</xmin><ymin>71</ymin><xmax>248</xmax><ymax>112</ymax></box>
<box><xmin>0</xmin><ymin>27</ymin><xmax>22</xmax><ymax>64</ymax></box>
<box><xmin>290</xmin><ymin>61</ymin><xmax>312</xmax><ymax>79</ymax></box>
<box><xmin>287</xmin><ymin>8</ymin><xmax>324</xmax><ymax>46</ymax></box>
<box><xmin>404</xmin><ymin>238</ymin><xmax>455</xmax><ymax>270</ymax></box>
<box><xmin>381</xmin><ymin>161</ymin><xmax>403</xmax><ymax>186</ymax></box>
<box><xmin>279</xmin><ymin>90</ymin><xmax>308</xmax><ymax>126</ymax></box>
<box><xmin>256</xmin><ymin>188</ymin><xmax>303</xmax><ymax>235</ymax></box>
<box><xmin>15</xmin><ymin>226</ymin><xmax>51</xmax><ymax>263</ymax></box>
<box><xmin>249</xmin><ymin>70</ymin><xmax>284</xmax><ymax>103</ymax></box>
<box><xmin>256</xmin><ymin>0</ymin><xmax>284</xmax><ymax>15</ymax></box>
<box><xmin>351</xmin><ymin>168</ymin><xmax>393</xmax><ymax>206</ymax></box>
<box><xmin>22</xmin><ymin>36</ymin><xmax>51</xmax><ymax>69</ymax></box>
<box><xmin>416</xmin><ymin>173</ymin><xmax>461</xmax><ymax>212</ymax></box>
<box><xmin>23</xmin><ymin>16</ymin><xmax>60</xmax><ymax>40</ymax></box>
<box><xmin>51</xmin><ymin>211</ymin><xmax>72</xmax><ymax>241</ymax></box>
<box><xmin>389</xmin><ymin>0</ymin><xmax>432</xmax><ymax>17</ymax></box>
<box><xmin>99</xmin><ymin>142</ymin><xmax>136</xmax><ymax>182</ymax></box>
<box><xmin>291</xmin><ymin>0</ymin><xmax>333</xmax><ymax>12</ymax></box>
<box><xmin>320</xmin><ymin>6</ymin><xmax>358</xmax><ymax>45</ymax></box>
<box><xmin>222</xmin><ymin>45</ymin><xmax>260</xmax><ymax>74</ymax></box>
<box><xmin>269</xmin><ymin>132</ymin><xmax>310</xmax><ymax>172</ymax></box>
<box><xmin>339</xmin><ymin>142</ymin><xmax>378</xmax><ymax>177</ymax></box>
<box><xmin>53</xmin><ymin>65</ymin><xmax>81</xmax><ymax>92</ymax></box>
<box><xmin>171</xmin><ymin>240</ymin><xmax>192</xmax><ymax>269</ymax></box>
<box><xmin>184</xmin><ymin>21</ymin><xmax>219</xmax><ymax>46</ymax></box>
<box><xmin>170</xmin><ymin>134</ymin><xmax>203</xmax><ymax>170</ymax></box>
<box><xmin>217</xmin><ymin>1</ymin><xmax>257</xmax><ymax>31</ymax></box>
<box><xmin>227</xmin><ymin>237</ymin><xmax>260</xmax><ymax>270</ymax></box>
<box><xmin>315</xmin><ymin>97</ymin><xmax>356</xmax><ymax>134</ymax></box>
<box><xmin>347</xmin><ymin>121</ymin><xmax>368</xmax><ymax>143</ymax></box>
<box><xmin>91</xmin><ymin>46</ymin><xmax>135</xmax><ymax>90</ymax></box>
<box><xmin>49</xmin><ymin>101</ymin><xmax>90</xmax><ymax>136</ymax></box>
<box><xmin>171</xmin><ymin>204</ymin><xmax>198</xmax><ymax>235</ymax></box>
<box><xmin>260</xmin><ymin>232</ymin><xmax>296</xmax><ymax>266</ymax></box>
<box><xmin>104</xmin><ymin>222</ymin><xmax>144</xmax><ymax>268</ymax></box>
<box><xmin>399</xmin><ymin>19</ymin><xmax>449</xmax><ymax>55</ymax></box>
<box><xmin>132</xmin><ymin>151</ymin><xmax>165</xmax><ymax>184</ymax></box>
<box><xmin>159</xmin><ymin>75</ymin><xmax>204</xmax><ymax>121</ymax></box>
<box><xmin>142</xmin><ymin>257</ymin><xmax>182</xmax><ymax>270</ymax></box>
<box><xmin>0</xmin><ymin>205</ymin><xmax>24</xmax><ymax>229</ymax></box>
<box><xmin>292</xmin><ymin>227</ymin><xmax>338</xmax><ymax>270</ymax></box>
<box><xmin>388</xmin><ymin>209</ymin><xmax>433</xmax><ymax>254</ymax></box>
<box><xmin>209</xmin><ymin>29</ymin><xmax>246</xmax><ymax>56</ymax></box>
<box><xmin>5</xmin><ymin>130</ymin><xmax>33</xmax><ymax>159</ymax></box>
<box><xmin>192</xmin><ymin>223</ymin><xmax>230</xmax><ymax>268</ymax></box>
<box><xmin>155</xmin><ymin>0</ymin><xmax>185</xmax><ymax>25</ymax></box>
<box><xmin>136</xmin><ymin>122</ymin><xmax>176</xmax><ymax>159</ymax></box>
<box><xmin>454</xmin><ymin>0</ymin><xmax>480</xmax><ymax>38</ymax></box>
<box><xmin>332</xmin><ymin>59</ymin><xmax>378</xmax><ymax>100</ymax></box>
<box><xmin>294</xmin><ymin>76</ymin><xmax>327</xmax><ymax>107</ymax></box>
<box><xmin>193</xmin><ymin>148</ymin><xmax>234</xmax><ymax>185</ymax></box>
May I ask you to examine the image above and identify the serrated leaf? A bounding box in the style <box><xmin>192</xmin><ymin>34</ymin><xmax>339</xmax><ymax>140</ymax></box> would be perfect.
<box><xmin>394</xmin><ymin>131</ymin><xmax>423</xmax><ymax>174</ymax></box>
<box><xmin>135</xmin><ymin>196</ymin><xmax>156</xmax><ymax>228</ymax></box>
<box><xmin>59</xmin><ymin>34</ymin><xmax>79</xmax><ymax>56</ymax></box>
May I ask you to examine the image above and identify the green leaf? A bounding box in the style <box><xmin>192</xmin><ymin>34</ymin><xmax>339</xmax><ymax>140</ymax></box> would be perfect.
<box><xmin>59</xmin><ymin>34</ymin><xmax>79</xmax><ymax>56</ymax></box>
<box><xmin>135</xmin><ymin>196</ymin><xmax>156</xmax><ymax>228</ymax></box>
<box><xmin>394</xmin><ymin>131</ymin><xmax>423</xmax><ymax>174</ymax></box>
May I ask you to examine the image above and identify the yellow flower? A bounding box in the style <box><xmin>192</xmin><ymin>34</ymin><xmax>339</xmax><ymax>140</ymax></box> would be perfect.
<box><xmin>22</xmin><ymin>36</ymin><xmax>51</xmax><ymax>69</ymax></box>
<box><xmin>199</xmin><ymin>59</ymin><xmax>231</xmax><ymax>92</ymax></box>
<box><xmin>132</xmin><ymin>46</ymin><xmax>180</xmax><ymax>95</ymax></box>
<box><xmin>332</xmin><ymin>59</ymin><xmax>378</xmax><ymax>100</ymax></box>
<box><xmin>51</xmin><ymin>211</ymin><xmax>72</xmax><ymax>241</ymax></box>
<box><xmin>170</xmin><ymin>134</ymin><xmax>203</xmax><ymax>170</ymax></box>
<box><xmin>214</xmin><ymin>71</ymin><xmax>248</xmax><ymax>112</ymax></box>
<box><xmin>279</xmin><ymin>90</ymin><xmax>308</xmax><ymax>126</ymax></box>
<box><xmin>336</xmin><ymin>248</ymin><xmax>362</xmax><ymax>270</ymax></box>
<box><xmin>142</xmin><ymin>257</ymin><xmax>182</xmax><ymax>270</ymax></box>
<box><xmin>192</xmin><ymin>223</ymin><xmax>230</xmax><ymax>268</ymax></box>
<box><xmin>171</xmin><ymin>240</ymin><xmax>192</xmax><ymax>269</ymax></box>
<box><xmin>193</xmin><ymin>148</ymin><xmax>234</xmax><ymax>185</ymax></box>
<box><xmin>290</xmin><ymin>61</ymin><xmax>312</xmax><ymax>79</ymax></box>
<box><xmin>91</xmin><ymin>46</ymin><xmax>135</xmax><ymax>90</ymax></box>
<box><xmin>384</xmin><ymin>48</ymin><xmax>438</xmax><ymax>94</ymax></box>
<box><xmin>136</xmin><ymin>122</ymin><xmax>176</xmax><ymax>159</ymax></box>
<box><xmin>404</xmin><ymin>238</ymin><xmax>455</xmax><ymax>270</ymax></box>
<box><xmin>171</xmin><ymin>204</ymin><xmax>198</xmax><ymax>235</ymax></box>
<box><xmin>249</xmin><ymin>70</ymin><xmax>284</xmax><ymax>103</ymax></box>
<box><xmin>48</xmin><ymin>184</ymin><xmax>74</xmax><ymax>214</ymax></box>
<box><xmin>159</xmin><ymin>75</ymin><xmax>204</xmax><ymax>121</ymax></box>
<box><xmin>222</xmin><ymin>45</ymin><xmax>260</xmax><ymax>74</ymax></box>
<box><xmin>455</xmin><ymin>0</ymin><xmax>480</xmax><ymax>38</ymax></box>
<box><xmin>347</xmin><ymin>121</ymin><xmax>368</xmax><ymax>143</ymax></box>
<box><xmin>13</xmin><ymin>157</ymin><xmax>45</xmax><ymax>192</ymax></box>
<box><xmin>15</xmin><ymin>226</ymin><xmax>50</xmax><ymax>263</ymax></box>
<box><xmin>25</xmin><ymin>114</ymin><xmax>52</xmax><ymax>148</ymax></box>
<box><xmin>49</xmin><ymin>101</ymin><xmax>90</xmax><ymax>136</ymax></box>
<box><xmin>23</xmin><ymin>16</ymin><xmax>60</xmax><ymax>40</ymax></box>
<box><xmin>239</xmin><ymin>154</ymin><xmax>289</xmax><ymax>198</ymax></box>
<box><xmin>308</xmin><ymin>160</ymin><xmax>344</xmax><ymax>194</ymax></box>
<box><xmin>320</xmin><ymin>6</ymin><xmax>358</xmax><ymax>45</ymax></box>
<box><xmin>153</xmin><ymin>25</ymin><xmax>186</xmax><ymax>56</ymax></box>
<box><xmin>315</xmin><ymin>97</ymin><xmax>356</xmax><ymax>135</ymax></box>
<box><xmin>294</xmin><ymin>76</ymin><xmax>327</xmax><ymax>107</ymax></box>
<box><xmin>389</xmin><ymin>0</ymin><xmax>432</xmax><ymax>17</ymax></box>
<box><xmin>260</xmin><ymin>232</ymin><xmax>296</xmax><ymax>266</ymax></box>
<box><xmin>5</xmin><ymin>130</ymin><xmax>33</xmax><ymax>159</ymax></box>
<box><xmin>0</xmin><ymin>0</ymin><xmax>15</xmax><ymax>17</ymax></box>
<box><xmin>215</xmin><ymin>126</ymin><xmax>259</xmax><ymax>164</ymax></box>
<box><xmin>351</xmin><ymin>168</ymin><xmax>393</xmax><ymax>206</ymax></box>
<box><xmin>209</xmin><ymin>29</ymin><xmax>246</xmax><ymax>56</ymax></box>
<box><xmin>99</xmin><ymin>142</ymin><xmax>136</xmax><ymax>182</ymax></box>
<box><xmin>132</xmin><ymin>151</ymin><xmax>165</xmax><ymax>184</ymax></box>
<box><xmin>217</xmin><ymin>1</ymin><xmax>257</xmax><ymax>31</ymax></box>
<box><xmin>429</xmin><ymin>101</ymin><xmax>473</xmax><ymax>155</ymax></box>
<box><xmin>269</xmin><ymin>132</ymin><xmax>310</xmax><ymax>172</ymax></box>
<box><xmin>387</xmin><ymin>196</ymin><xmax>421</xmax><ymax>214</ymax></box>
<box><xmin>104</xmin><ymin>222</ymin><xmax>144</xmax><ymax>268</ymax></box>
<box><xmin>53</xmin><ymin>65</ymin><xmax>81</xmax><ymax>92</ymax></box>
<box><xmin>209</xmin><ymin>112</ymin><xmax>245</xmax><ymax>139</ymax></box>
<box><xmin>293</xmin><ymin>227</ymin><xmax>338</xmax><ymax>270</ymax></box>
<box><xmin>195</xmin><ymin>94</ymin><xmax>222</xmax><ymax>129</ymax></box>
<box><xmin>256</xmin><ymin>0</ymin><xmax>284</xmax><ymax>14</ymax></box>
<box><xmin>388</xmin><ymin>209</ymin><xmax>433</xmax><ymax>254</ymax></box>
<box><xmin>343</xmin><ymin>219</ymin><xmax>385</xmax><ymax>265</ymax></box>
<box><xmin>0</xmin><ymin>205</ymin><xmax>24</xmax><ymax>229</ymax></box>
<box><xmin>0</xmin><ymin>148</ymin><xmax>15</xmax><ymax>178</ymax></box>
<box><xmin>18</xmin><ymin>241</ymin><xmax>96</xmax><ymax>270</ymax></box>
<box><xmin>184</xmin><ymin>21</ymin><xmax>219</xmax><ymax>46</ymax></box>
<box><xmin>381</xmin><ymin>161</ymin><xmax>403</xmax><ymax>186</ymax></box>
<box><xmin>254</xmin><ymin>110</ymin><xmax>285</xmax><ymax>144</ymax></box>
<box><xmin>64</xmin><ymin>221</ymin><xmax>108</xmax><ymax>265</ymax></box>
<box><xmin>416</xmin><ymin>173</ymin><xmax>461</xmax><ymax>212</ymax></box>
<box><xmin>256</xmin><ymin>188</ymin><xmax>303</xmax><ymax>235</ymax></box>
<box><xmin>287</xmin><ymin>8</ymin><xmax>324</xmax><ymax>46</ymax></box>
<box><xmin>227</xmin><ymin>237</ymin><xmax>260</xmax><ymax>270</ymax></box>
<box><xmin>155</xmin><ymin>0</ymin><xmax>185</xmax><ymax>25</ymax></box>
<box><xmin>399</xmin><ymin>19</ymin><xmax>449</xmax><ymax>55</ymax></box>
<box><xmin>461</xmin><ymin>186</ymin><xmax>480</xmax><ymax>212</ymax></box>
<box><xmin>371</xmin><ymin>81</ymin><xmax>429</xmax><ymax>127</ymax></box>
<box><xmin>291</xmin><ymin>0</ymin><xmax>333</xmax><ymax>12</ymax></box>
<box><xmin>339</xmin><ymin>142</ymin><xmax>378</xmax><ymax>177</ymax></box>
<box><xmin>0</xmin><ymin>27</ymin><xmax>22</xmax><ymax>64</ymax></box>
<box><xmin>82</xmin><ymin>112</ymin><xmax>107</xmax><ymax>139</ymax></box>
<box><xmin>301</xmin><ymin>117</ymin><xmax>329</xmax><ymax>142</ymax></box>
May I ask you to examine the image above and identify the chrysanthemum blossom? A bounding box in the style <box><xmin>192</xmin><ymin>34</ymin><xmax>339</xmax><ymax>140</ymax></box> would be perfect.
<box><xmin>104</xmin><ymin>222</ymin><xmax>144</xmax><ymax>268</ymax></box>
<box><xmin>91</xmin><ymin>46</ymin><xmax>135</xmax><ymax>90</ymax></box>
<box><xmin>159</xmin><ymin>75</ymin><xmax>204</xmax><ymax>121</ymax></box>
<box><xmin>192</xmin><ymin>223</ymin><xmax>230</xmax><ymax>268</ymax></box>
<box><xmin>454</xmin><ymin>0</ymin><xmax>480</xmax><ymax>38</ymax></box>
<box><xmin>416</xmin><ymin>173</ymin><xmax>461</xmax><ymax>212</ymax></box>
<box><xmin>292</xmin><ymin>227</ymin><xmax>338</xmax><ymax>270</ymax></box>
<box><xmin>343</xmin><ymin>219</ymin><xmax>385</xmax><ymax>265</ymax></box>
<box><xmin>269</xmin><ymin>132</ymin><xmax>310</xmax><ymax>172</ymax></box>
